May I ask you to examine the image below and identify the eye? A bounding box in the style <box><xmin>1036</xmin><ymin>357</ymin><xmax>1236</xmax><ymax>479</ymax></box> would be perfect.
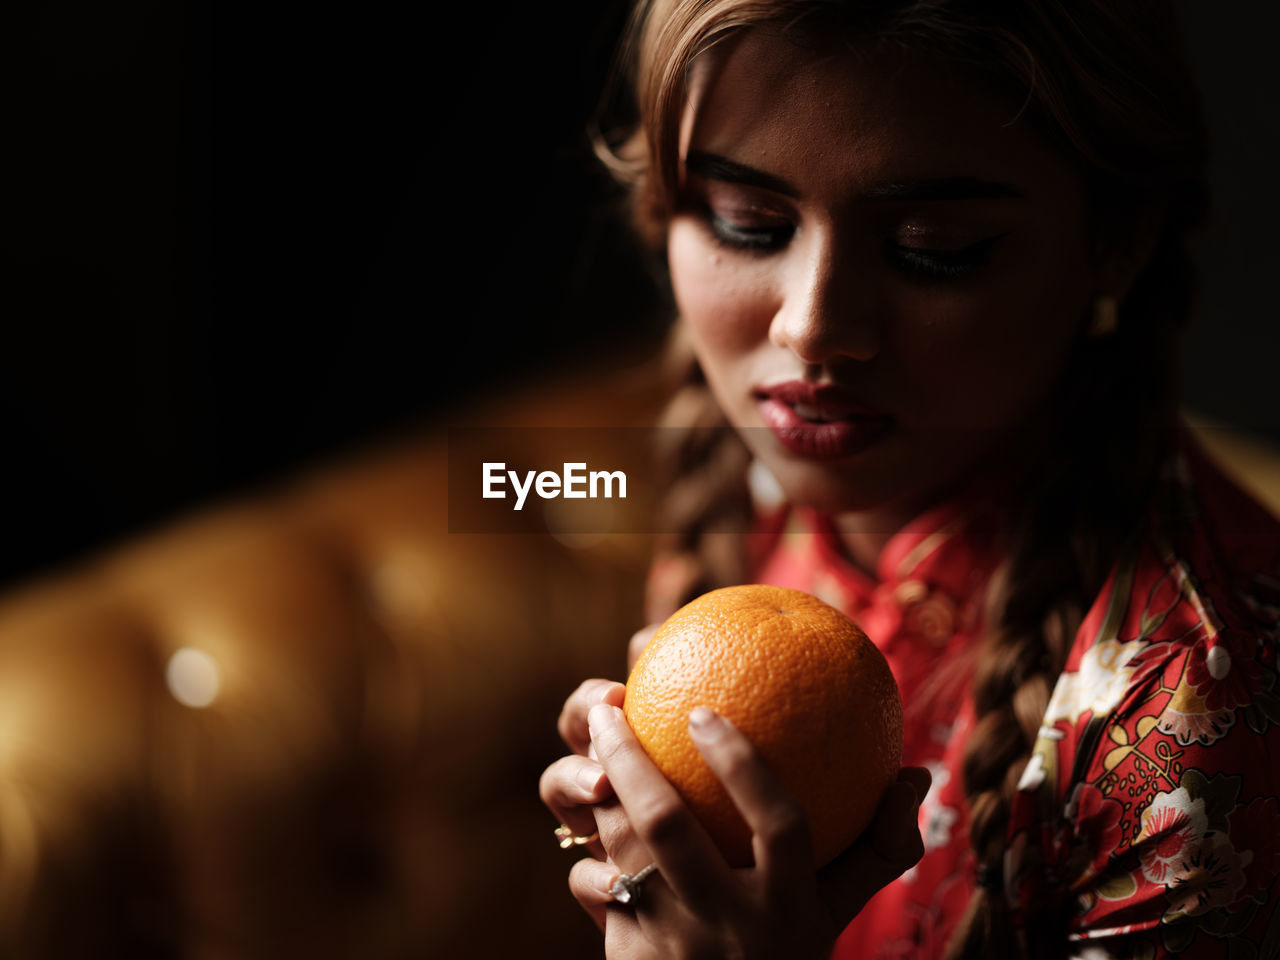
<box><xmin>706</xmin><ymin>212</ymin><xmax>795</xmax><ymax>254</ymax></box>
<box><xmin>883</xmin><ymin>234</ymin><xmax>1006</xmax><ymax>283</ymax></box>
<box><xmin>686</xmin><ymin>177</ymin><xmax>796</xmax><ymax>256</ymax></box>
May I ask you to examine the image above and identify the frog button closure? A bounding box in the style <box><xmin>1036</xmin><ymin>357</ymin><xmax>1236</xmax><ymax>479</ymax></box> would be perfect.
<box><xmin>893</xmin><ymin>579</ymin><xmax>956</xmax><ymax>648</ymax></box>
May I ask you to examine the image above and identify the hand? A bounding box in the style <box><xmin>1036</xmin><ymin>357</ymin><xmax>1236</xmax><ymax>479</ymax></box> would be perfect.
<box><xmin>539</xmin><ymin>677</ymin><xmax>625</xmax><ymax>870</ymax></box>
<box><xmin>539</xmin><ymin>621</ymin><xmax>663</xmax><ymax>857</ymax></box>
<box><xmin>573</xmin><ymin>702</ymin><xmax>930</xmax><ymax>960</ymax></box>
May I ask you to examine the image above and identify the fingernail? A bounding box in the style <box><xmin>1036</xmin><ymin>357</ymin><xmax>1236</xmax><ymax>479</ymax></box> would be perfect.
<box><xmin>912</xmin><ymin>774</ymin><xmax>932</xmax><ymax>807</ymax></box>
<box><xmin>595</xmin><ymin>868</ymin><xmax>619</xmax><ymax>898</ymax></box>
<box><xmin>577</xmin><ymin>764</ymin><xmax>605</xmax><ymax>794</ymax></box>
<box><xmin>688</xmin><ymin>706</ymin><xmax>723</xmax><ymax>741</ymax></box>
<box><xmin>588</xmin><ymin>703</ymin><xmax>616</xmax><ymax>738</ymax></box>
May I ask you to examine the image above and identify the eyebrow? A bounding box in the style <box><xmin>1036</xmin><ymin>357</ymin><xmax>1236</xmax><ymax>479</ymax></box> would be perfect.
<box><xmin>863</xmin><ymin>179</ymin><xmax>1023</xmax><ymax>201</ymax></box>
<box><xmin>686</xmin><ymin>150</ymin><xmax>799</xmax><ymax>196</ymax></box>
<box><xmin>685</xmin><ymin>150</ymin><xmax>1023</xmax><ymax>202</ymax></box>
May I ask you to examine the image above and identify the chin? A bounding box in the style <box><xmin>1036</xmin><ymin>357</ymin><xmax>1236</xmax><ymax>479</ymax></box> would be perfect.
<box><xmin>766</xmin><ymin>458</ymin><xmax>905</xmax><ymax>518</ymax></box>
<box><xmin>760</xmin><ymin>439</ymin><xmax>973</xmax><ymax>530</ymax></box>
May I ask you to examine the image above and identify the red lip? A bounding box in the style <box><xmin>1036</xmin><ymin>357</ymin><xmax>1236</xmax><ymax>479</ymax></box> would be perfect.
<box><xmin>757</xmin><ymin>382</ymin><xmax>886</xmax><ymax>419</ymax></box>
<box><xmin>755</xmin><ymin>381</ymin><xmax>892</xmax><ymax>460</ymax></box>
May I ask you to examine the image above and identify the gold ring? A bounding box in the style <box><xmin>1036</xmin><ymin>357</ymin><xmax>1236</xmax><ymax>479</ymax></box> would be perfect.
<box><xmin>554</xmin><ymin>823</ymin><xmax>600</xmax><ymax>849</ymax></box>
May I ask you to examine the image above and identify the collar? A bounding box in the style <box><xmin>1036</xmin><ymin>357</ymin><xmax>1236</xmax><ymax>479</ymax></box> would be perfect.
<box><xmin>754</xmin><ymin>494</ymin><xmax>1007</xmax><ymax>656</ymax></box>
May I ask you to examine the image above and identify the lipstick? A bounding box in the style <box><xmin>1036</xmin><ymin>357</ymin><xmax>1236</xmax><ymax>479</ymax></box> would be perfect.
<box><xmin>755</xmin><ymin>382</ymin><xmax>892</xmax><ymax>459</ymax></box>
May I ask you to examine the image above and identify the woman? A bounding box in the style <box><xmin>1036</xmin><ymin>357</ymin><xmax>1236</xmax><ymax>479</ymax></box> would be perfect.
<box><xmin>540</xmin><ymin>1</ymin><xmax>1280</xmax><ymax>957</ymax></box>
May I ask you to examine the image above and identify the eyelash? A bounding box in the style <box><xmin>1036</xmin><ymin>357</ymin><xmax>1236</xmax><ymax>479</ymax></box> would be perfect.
<box><xmin>706</xmin><ymin>214</ymin><xmax>793</xmax><ymax>254</ymax></box>
<box><xmin>884</xmin><ymin>235</ymin><xmax>1005</xmax><ymax>283</ymax></box>
<box><xmin>704</xmin><ymin>212</ymin><xmax>1003</xmax><ymax>282</ymax></box>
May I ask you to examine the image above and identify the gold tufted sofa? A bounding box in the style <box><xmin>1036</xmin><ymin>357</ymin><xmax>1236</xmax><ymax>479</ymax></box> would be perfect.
<box><xmin>0</xmin><ymin>349</ymin><xmax>1277</xmax><ymax>958</ymax></box>
<box><xmin>0</xmin><ymin>352</ymin><xmax>667</xmax><ymax>959</ymax></box>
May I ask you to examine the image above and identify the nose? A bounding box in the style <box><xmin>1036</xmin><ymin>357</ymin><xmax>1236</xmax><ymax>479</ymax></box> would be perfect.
<box><xmin>768</xmin><ymin>229</ymin><xmax>880</xmax><ymax>365</ymax></box>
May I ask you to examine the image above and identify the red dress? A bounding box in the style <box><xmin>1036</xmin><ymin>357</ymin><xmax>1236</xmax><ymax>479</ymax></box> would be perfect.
<box><xmin>652</xmin><ymin>432</ymin><xmax>1280</xmax><ymax>958</ymax></box>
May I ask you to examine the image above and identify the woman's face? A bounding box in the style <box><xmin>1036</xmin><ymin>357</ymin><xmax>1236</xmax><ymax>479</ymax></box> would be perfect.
<box><xmin>668</xmin><ymin>28</ymin><xmax>1112</xmax><ymax>524</ymax></box>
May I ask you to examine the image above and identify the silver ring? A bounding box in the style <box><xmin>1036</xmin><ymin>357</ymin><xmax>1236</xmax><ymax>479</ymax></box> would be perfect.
<box><xmin>609</xmin><ymin>862</ymin><xmax>659</xmax><ymax>904</ymax></box>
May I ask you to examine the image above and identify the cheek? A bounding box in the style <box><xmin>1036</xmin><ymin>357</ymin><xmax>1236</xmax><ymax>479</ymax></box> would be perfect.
<box><xmin>892</xmin><ymin>240</ymin><xmax>1091</xmax><ymax>424</ymax></box>
<box><xmin>668</xmin><ymin>219</ymin><xmax>776</xmax><ymax>355</ymax></box>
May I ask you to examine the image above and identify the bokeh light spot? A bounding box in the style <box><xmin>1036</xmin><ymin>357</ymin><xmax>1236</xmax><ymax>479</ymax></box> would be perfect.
<box><xmin>166</xmin><ymin>647</ymin><xmax>221</xmax><ymax>708</ymax></box>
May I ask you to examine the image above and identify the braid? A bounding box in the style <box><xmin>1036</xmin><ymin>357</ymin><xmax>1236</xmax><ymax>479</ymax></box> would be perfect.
<box><xmin>945</xmin><ymin>293</ymin><xmax>1184</xmax><ymax>959</ymax></box>
<box><xmin>939</xmin><ymin>4</ymin><xmax>1208</xmax><ymax>945</ymax></box>
<box><xmin>946</xmin><ymin>511</ymin><xmax>1089</xmax><ymax>960</ymax></box>
<box><xmin>645</xmin><ymin>326</ymin><xmax>754</xmax><ymax>622</ymax></box>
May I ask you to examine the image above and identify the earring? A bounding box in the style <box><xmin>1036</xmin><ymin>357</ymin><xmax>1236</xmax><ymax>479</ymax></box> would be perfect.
<box><xmin>1087</xmin><ymin>296</ymin><xmax>1119</xmax><ymax>338</ymax></box>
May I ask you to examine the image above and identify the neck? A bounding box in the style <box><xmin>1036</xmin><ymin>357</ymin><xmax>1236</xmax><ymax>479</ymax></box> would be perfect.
<box><xmin>830</xmin><ymin>501</ymin><xmax>922</xmax><ymax>577</ymax></box>
<box><xmin>831</xmin><ymin>525</ymin><xmax>894</xmax><ymax>577</ymax></box>
<box><xmin>828</xmin><ymin>449</ymin><xmax>1019</xmax><ymax>577</ymax></box>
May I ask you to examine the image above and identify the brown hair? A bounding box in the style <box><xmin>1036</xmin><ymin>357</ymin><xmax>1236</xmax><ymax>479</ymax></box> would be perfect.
<box><xmin>604</xmin><ymin>1</ymin><xmax>1210</xmax><ymax>956</ymax></box>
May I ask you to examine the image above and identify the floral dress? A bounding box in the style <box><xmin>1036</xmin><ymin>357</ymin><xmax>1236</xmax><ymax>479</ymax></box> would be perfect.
<box><xmin>649</xmin><ymin>431</ymin><xmax>1280</xmax><ymax>958</ymax></box>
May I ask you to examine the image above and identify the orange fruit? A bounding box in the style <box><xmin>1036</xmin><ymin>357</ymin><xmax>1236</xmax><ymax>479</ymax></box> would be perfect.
<box><xmin>624</xmin><ymin>584</ymin><xmax>902</xmax><ymax>868</ymax></box>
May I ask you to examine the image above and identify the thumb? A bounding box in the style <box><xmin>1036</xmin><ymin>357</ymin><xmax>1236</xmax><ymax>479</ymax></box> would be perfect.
<box><xmin>627</xmin><ymin>624</ymin><xmax>660</xmax><ymax>671</ymax></box>
<box><xmin>817</xmin><ymin>773</ymin><xmax>928</xmax><ymax>923</ymax></box>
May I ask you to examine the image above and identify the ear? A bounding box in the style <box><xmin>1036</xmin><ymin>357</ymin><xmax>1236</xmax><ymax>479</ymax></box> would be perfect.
<box><xmin>1092</xmin><ymin>198</ymin><xmax>1167</xmax><ymax>303</ymax></box>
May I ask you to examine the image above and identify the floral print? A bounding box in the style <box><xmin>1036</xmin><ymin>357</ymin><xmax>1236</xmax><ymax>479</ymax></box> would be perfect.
<box><xmin>735</xmin><ymin>431</ymin><xmax>1280</xmax><ymax>958</ymax></box>
<box><xmin>1043</xmin><ymin>635</ymin><xmax>1147</xmax><ymax>728</ymax></box>
<box><xmin>1136</xmin><ymin>788</ymin><xmax>1209</xmax><ymax>886</ymax></box>
<box><xmin>1186</xmin><ymin>635</ymin><xmax>1265</xmax><ymax>713</ymax></box>
<box><xmin>1006</xmin><ymin>438</ymin><xmax>1280</xmax><ymax>957</ymax></box>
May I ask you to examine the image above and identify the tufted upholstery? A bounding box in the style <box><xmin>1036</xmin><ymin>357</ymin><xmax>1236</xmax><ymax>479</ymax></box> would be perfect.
<box><xmin>0</xmin><ymin>353</ymin><xmax>666</xmax><ymax>959</ymax></box>
<box><xmin>0</xmin><ymin>347</ymin><xmax>1277</xmax><ymax>958</ymax></box>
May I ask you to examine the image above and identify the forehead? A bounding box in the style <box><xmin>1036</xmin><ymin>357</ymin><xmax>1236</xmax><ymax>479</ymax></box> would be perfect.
<box><xmin>681</xmin><ymin>27</ymin><xmax>1075</xmax><ymax>198</ymax></box>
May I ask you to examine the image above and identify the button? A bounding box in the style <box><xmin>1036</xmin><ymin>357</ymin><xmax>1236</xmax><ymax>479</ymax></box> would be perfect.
<box><xmin>892</xmin><ymin>580</ymin><xmax>956</xmax><ymax>647</ymax></box>
<box><xmin>893</xmin><ymin>580</ymin><xmax>928</xmax><ymax>606</ymax></box>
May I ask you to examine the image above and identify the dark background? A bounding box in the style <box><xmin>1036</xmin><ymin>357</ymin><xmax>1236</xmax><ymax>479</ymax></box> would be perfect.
<box><xmin>4</xmin><ymin>2</ymin><xmax>1277</xmax><ymax>590</ymax></box>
